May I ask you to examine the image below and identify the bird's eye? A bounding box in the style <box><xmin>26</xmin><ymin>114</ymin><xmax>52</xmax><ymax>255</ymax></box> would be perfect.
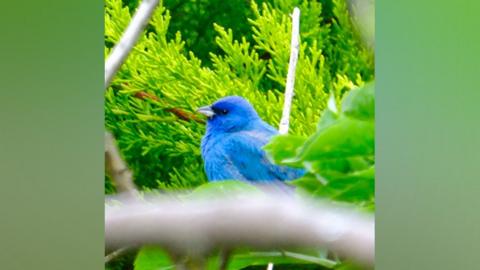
<box><xmin>212</xmin><ymin>107</ymin><xmax>229</xmax><ymax>115</ymax></box>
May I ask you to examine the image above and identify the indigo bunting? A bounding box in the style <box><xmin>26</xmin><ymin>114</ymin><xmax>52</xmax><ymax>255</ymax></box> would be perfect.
<box><xmin>197</xmin><ymin>96</ymin><xmax>304</xmax><ymax>186</ymax></box>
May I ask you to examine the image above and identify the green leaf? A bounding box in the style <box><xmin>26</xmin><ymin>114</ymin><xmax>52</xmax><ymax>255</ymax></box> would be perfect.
<box><xmin>227</xmin><ymin>251</ymin><xmax>337</xmax><ymax>270</ymax></box>
<box><xmin>303</xmin><ymin>156</ymin><xmax>373</xmax><ymax>176</ymax></box>
<box><xmin>263</xmin><ymin>135</ymin><xmax>307</xmax><ymax>167</ymax></box>
<box><xmin>291</xmin><ymin>166</ymin><xmax>375</xmax><ymax>204</ymax></box>
<box><xmin>341</xmin><ymin>83</ymin><xmax>375</xmax><ymax>121</ymax></box>
<box><xmin>333</xmin><ymin>261</ymin><xmax>367</xmax><ymax>270</ymax></box>
<box><xmin>317</xmin><ymin>106</ymin><xmax>340</xmax><ymax>131</ymax></box>
<box><xmin>298</xmin><ymin>116</ymin><xmax>374</xmax><ymax>162</ymax></box>
<box><xmin>134</xmin><ymin>246</ymin><xmax>174</xmax><ymax>270</ymax></box>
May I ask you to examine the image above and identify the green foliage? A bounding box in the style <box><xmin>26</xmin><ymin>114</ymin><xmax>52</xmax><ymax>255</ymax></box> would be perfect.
<box><xmin>105</xmin><ymin>0</ymin><xmax>373</xmax><ymax>192</ymax></box>
<box><xmin>264</xmin><ymin>83</ymin><xmax>375</xmax><ymax>209</ymax></box>
<box><xmin>118</xmin><ymin>0</ymin><xmax>266</xmax><ymax>66</ymax></box>
<box><xmin>134</xmin><ymin>246</ymin><xmax>336</xmax><ymax>270</ymax></box>
<box><xmin>133</xmin><ymin>246</ymin><xmax>172</xmax><ymax>270</ymax></box>
<box><xmin>106</xmin><ymin>248</ymin><xmax>138</xmax><ymax>270</ymax></box>
<box><xmin>165</xmin><ymin>0</ymin><xmax>261</xmax><ymax>66</ymax></box>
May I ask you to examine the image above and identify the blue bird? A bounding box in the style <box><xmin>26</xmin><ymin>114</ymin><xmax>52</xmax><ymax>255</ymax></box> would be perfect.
<box><xmin>197</xmin><ymin>96</ymin><xmax>304</xmax><ymax>188</ymax></box>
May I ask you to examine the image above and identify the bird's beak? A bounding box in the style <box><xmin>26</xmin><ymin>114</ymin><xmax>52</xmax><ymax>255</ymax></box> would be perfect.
<box><xmin>197</xmin><ymin>105</ymin><xmax>215</xmax><ymax>117</ymax></box>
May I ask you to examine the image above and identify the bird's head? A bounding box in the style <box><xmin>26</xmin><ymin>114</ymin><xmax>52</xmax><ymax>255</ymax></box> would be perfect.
<box><xmin>197</xmin><ymin>96</ymin><xmax>260</xmax><ymax>133</ymax></box>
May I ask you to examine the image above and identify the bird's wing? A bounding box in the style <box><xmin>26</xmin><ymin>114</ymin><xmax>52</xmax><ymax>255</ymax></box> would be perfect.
<box><xmin>204</xmin><ymin>149</ymin><xmax>250</xmax><ymax>181</ymax></box>
<box><xmin>222</xmin><ymin>130</ymin><xmax>304</xmax><ymax>182</ymax></box>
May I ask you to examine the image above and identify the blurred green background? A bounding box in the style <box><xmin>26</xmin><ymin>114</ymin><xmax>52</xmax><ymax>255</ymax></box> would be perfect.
<box><xmin>376</xmin><ymin>1</ymin><xmax>480</xmax><ymax>269</ymax></box>
<box><xmin>0</xmin><ymin>1</ymin><xmax>104</xmax><ymax>270</ymax></box>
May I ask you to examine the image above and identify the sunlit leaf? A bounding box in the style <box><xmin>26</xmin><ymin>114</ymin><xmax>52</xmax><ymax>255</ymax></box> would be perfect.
<box><xmin>134</xmin><ymin>246</ymin><xmax>174</xmax><ymax>270</ymax></box>
<box><xmin>263</xmin><ymin>135</ymin><xmax>307</xmax><ymax>167</ymax></box>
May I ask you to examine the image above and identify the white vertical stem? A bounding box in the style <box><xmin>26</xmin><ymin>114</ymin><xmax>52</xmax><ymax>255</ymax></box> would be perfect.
<box><xmin>105</xmin><ymin>0</ymin><xmax>160</xmax><ymax>88</ymax></box>
<box><xmin>278</xmin><ymin>7</ymin><xmax>300</xmax><ymax>135</ymax></box>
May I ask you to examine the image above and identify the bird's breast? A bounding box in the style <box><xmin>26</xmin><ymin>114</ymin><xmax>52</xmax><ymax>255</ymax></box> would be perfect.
<box><xmin>201</xmin><ymin>131</ymin><xmax>226</xmax><ymax>158</ymax></box>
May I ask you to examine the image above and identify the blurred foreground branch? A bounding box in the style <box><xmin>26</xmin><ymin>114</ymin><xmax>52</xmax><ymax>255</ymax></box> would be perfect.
<box><xmin>105</xmin><ymin>194</ymin><xmax>374</xmax><ymax>267</ymax></box>
<box><xmin>105</xmin><ymin>0</ymin><xmax>160</xmax><ymax>88</ymax></box>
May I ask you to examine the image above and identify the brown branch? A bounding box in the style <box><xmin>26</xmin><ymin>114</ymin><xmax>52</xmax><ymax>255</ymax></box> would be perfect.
<box><xmin>165</xmin><ymin>108</ymin><xmax>205</xmax><ymax>124</ymax></box>
<box><xmin>105</xmin><ymin>132</ymin><xmax>138</xmax><ymax>197</ymax></box>
<box><xmin>134</xmin><ymin>91</ymin><xmax>160</xmax><ymax>101</ymax></box>
<box><xmin>133</xmin><ymin>91</ymin><xmax>205</xmax><ymax>124</ymax></box>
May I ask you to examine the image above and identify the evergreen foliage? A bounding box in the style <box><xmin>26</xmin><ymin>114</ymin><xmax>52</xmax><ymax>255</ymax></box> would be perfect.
<box><xmin>104</xmin><ymin>0</ymin><xmax>374</xmax><ymax>192</ymax></box>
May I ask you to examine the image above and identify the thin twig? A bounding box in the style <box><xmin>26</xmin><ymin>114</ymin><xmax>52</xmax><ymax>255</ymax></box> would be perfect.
<box><xmin>105</xmin><ymin>194</ymin><xmax>374</xmax><ymax>267</ymax></box>
<box><xmin>278</xmin><ymin>7</ymin><xmax>300</xmax><ymax>135</ymax></box>
<box><xmin>105</xmin><ymin>247</ymin><xmax>132</xmax><ymax>263</ymax></box>
<box><xmin>282</xmin><ymin>251</ymin><xmax>337</xmax><ymax>268</ymax></box>
<box><xmin>105</xmin><ymin>0</ymin><xmax>160</xmax><ymax>88</ymax></box>
<box><xmin>133</xmin><ymin>91</ymin><xmax>205</xmax><ymax>123</ymax></box>
<box><xmin>105</xmin><ymin>132</ymin><xmax>138</xmax><ymax>196</ymax></box>
<box><xmin>219</xmin><ymin>249</ymin><xmax>231</xmax><ymax>270</ymax></box>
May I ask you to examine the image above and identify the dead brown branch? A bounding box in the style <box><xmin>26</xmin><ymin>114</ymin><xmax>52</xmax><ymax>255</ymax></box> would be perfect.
<box><xmin>105</xmin><ymin>132</ymin><xmax>138</xmax><ymax>197</ymax></box>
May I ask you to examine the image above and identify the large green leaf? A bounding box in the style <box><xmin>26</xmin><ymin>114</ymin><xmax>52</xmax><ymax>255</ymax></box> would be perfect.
<box><xmin>292</xmin><ymin>166</ymin><xmax>374</xmax><ymax>205</ymax></box>
<box><xmin>134</xmin><ymin>246</ymin><xmax>174</xmax><ymax>270</ymax></box>
<box><xmin>133</xmin><ymin>248</ymin><xmax>337</xmax><ymax>270</ymax></box>
<box><xmin>263</xmin><ymin>135</ymin><xmax>307</xmax><ymax>167</ymax></box>
<box><xmin>297</xmin><ymin>116</ymin><xmax>374</xmax><ymax>162</ymax></box>
<box><xmin>341</xmin><ymin>83</ymin><xmax>375</xmax><ymax>121</ymax></box>
<box><xmin>226</xmin><ymin>251</ymin><xmax>336</xmax><ymax>270</ymax></box>
<box><xmin>264</xmin><ymin>83</ymin><xmax>375</xmax><ymax>206</ymax></box>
